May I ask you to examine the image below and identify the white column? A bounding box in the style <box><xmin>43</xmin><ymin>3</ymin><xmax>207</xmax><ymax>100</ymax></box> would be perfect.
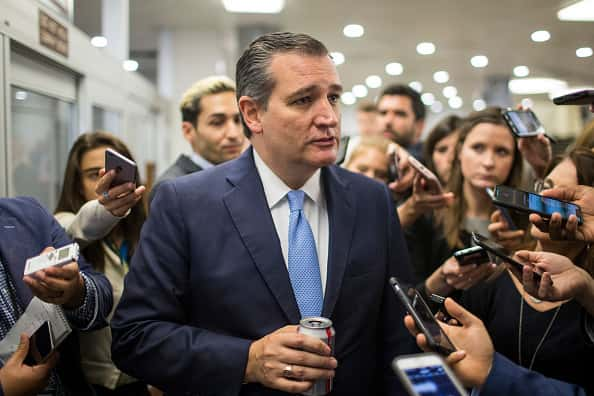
<box><xmin>101</xmin><ymin>0</ymin><xmax>129</xmax><ymax>61</ymax></box>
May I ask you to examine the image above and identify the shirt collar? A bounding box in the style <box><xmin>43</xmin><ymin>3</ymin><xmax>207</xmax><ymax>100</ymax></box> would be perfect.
<box><xmin>253</xmin><ymin>149</ymin><xmax>322</xmax><ymax>209</ymax></box>
<box><xmin>190</xmin><ymin>151</ymin><xmax>215</xmax><ymax>170</ymax></box>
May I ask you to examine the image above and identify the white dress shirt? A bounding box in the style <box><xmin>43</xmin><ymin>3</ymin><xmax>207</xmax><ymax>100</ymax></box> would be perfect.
<box><xmin>190</xmin><ymin>152</ymin><xmax>215</xmax><ymax>170</ymax></box>
<box><xmin>253</xmin><ymin>150</ymin><xmax>329</xmax><ymax>295</ymax></box>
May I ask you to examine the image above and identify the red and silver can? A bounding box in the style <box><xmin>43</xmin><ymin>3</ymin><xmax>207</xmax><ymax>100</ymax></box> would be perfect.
<box><xmin>298</xmin><ymin>317</ymin><xmax>335</xmax><ymax>396</ymax></box>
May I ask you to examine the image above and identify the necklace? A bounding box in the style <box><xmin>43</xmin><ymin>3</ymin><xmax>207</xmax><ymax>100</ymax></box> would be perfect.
<box><xmin>518</xmin><ymin>294</ymin><xmax>562</xmax><ymax>370</ymax></box>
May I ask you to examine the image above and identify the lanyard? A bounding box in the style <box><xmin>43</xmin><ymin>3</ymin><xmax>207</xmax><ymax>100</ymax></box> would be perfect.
<box><xmin>106</xmin><ymin>239</ymin><xmax>129</xmax><ymax>269</ymax></box>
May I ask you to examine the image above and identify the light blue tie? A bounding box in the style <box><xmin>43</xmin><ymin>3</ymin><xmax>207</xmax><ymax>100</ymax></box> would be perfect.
<box><xmin>287</xmin><ymin>190</ymin><xmax>323</xmax><ymax>318</ymax></box>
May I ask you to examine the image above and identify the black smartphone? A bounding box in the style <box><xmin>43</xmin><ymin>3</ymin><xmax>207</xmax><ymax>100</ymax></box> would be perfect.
<box><xmin>553</xmin><ymin>90</ymin><xmax>594</xmax><ymax>106</ymax></box>
<box><xmin>25</xmin><ymin>321</ymin><xmax>54</xmax><ymax>365</ymax></box>
<box><xmin>453</xmin><ymin>245</ymin><xmax>490</xmax><ymax>266</ymax></box>
<box><xmin>387</xmin><ymin>151</ymin><xmax>400</xmax><ymax>183</ymax></box>
<box><xmin>389</xmin><ymin>277</ymin><xmax>456</xmax><ymax>355</ymax></box>
<box><xmin>105</xmin><ymin>148</ymin><xmax>137</xmax><ymax>187</ymax></box>
<box><xmin>502</xmin><ymin>109</ymin><xmax>556</xmax><ymax>143</ymax></box>
<box><xmin>493</xmin><ymin>185</ymin><xmax>583</xmax><ymax>225</ymax></box>
<box><xmin>471</xmin><ymin>232</ymin><xmax>541</xmax><ymax>283</ymax></box>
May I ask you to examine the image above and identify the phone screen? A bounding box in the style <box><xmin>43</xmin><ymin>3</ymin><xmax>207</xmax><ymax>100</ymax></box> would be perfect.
<box><xmin>505</xmin><ymin>110</ymin><xmax>544</xmax><ymax>136</ymax></box>
<box><xmin>26</xmin><ymin>322</ymin><xmax>53</xmax><ymax>365</ymax></box>
<box><xmin>403</xmin><ymin>364</ymin><xmax>465</xmax><ymax>396</ymax></box>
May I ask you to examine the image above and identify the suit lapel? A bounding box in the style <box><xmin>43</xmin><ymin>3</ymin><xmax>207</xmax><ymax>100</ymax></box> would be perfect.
<box><xmin>322</xmin><ymin>167</ymin><xmax>355</xmax><ymax>318</ymax></box>
<box><xmin>223</xmin><ymin>149</ymin><xmax>301</xmax><ymax>323</ymax></box>
<box><xmin>0</xmin><ymin>214</ymin><xmax>34</xmax><ymax>307</ymax></box>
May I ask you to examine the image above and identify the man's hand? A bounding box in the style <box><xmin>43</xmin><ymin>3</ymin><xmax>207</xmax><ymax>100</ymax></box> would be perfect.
<box><xmin>488</xmin><ymin>210</ymin><xmax>526</xmax><ymax>252</ymax></box>
<box><xmin>517</xmin><ymin>134</ymin><xmax>552</xmax><ymax>179</ymax></box>
<box><xmin>388</xmin><ymin>151</ymin><xmax>416</xmax><ymax>195</ymax></box>
<box><xmin>0</xmin><ymin>334</ymin><xmax>58</xmax><ymax>396</ymax></box>
<box><xmin>529</xmin><ymin>185</ymin><xmax>594</xmax><ymax>242</ymax></box>
<box><xmin>403</xmin><ymin>298</ymin><xmax>494</xmax><ymax>388</ymax></box>
<box><xmin>23</xmin><ymin>248</ymin><xmax>85</xmax><ymax>309</ymax></box>
<box><xmin>244</xmin><ymin>325</ymin><xmax>336</xmax><ymax>393</ymax></box>
<box><xmin>96</xmin><ymin>168</ymin><xmax>145</xmax><ymax>217</ymax></box>
<box><xmin>425</xmin><ymin>257</ymin><xmax>496</xmax><ymax>295</ymax></box>
<box><xmin>397</xmin><ymin>176</ymin><xmax>454</xmax><ymax>228</ymax></box>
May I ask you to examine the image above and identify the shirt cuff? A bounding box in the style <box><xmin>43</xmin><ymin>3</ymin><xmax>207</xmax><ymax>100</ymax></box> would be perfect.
<box><xmin>63</xmin><ymin>272</ymin><xmax>99</xmax><ymax>330</ymax></box>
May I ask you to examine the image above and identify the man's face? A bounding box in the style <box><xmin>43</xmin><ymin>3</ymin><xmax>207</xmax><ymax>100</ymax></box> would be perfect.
<box><xmin>253</xmin><ymin>53</ymin><xmax>342</xmax><ymax>174</ymax></box>
<box><xmin>185</xmin><ymin>91</ymin><xmax>244</xmax><ymax>165</ymax></box>
<box><xmin>356</xmin><ymin>111</ymin><xmax>381</xmax><ymax>137</ymax></box>
<box><xmin>377</xmin><ymin>95</ymin><xmax>420</xmax><ymax>147</ymax></box>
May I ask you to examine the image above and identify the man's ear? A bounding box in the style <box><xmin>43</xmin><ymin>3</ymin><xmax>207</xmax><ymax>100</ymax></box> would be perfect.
<box><xmin>238</xmin><ymin>96</ymin><xmax>263</xmax><ymax>136</ymax></box>
<box><xmin>182</xmin><ymin>121</ymin><xmax>196</xmax><ymax>144</ymax></box>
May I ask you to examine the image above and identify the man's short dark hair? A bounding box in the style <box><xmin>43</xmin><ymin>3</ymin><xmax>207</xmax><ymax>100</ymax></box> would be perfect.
<box><xmin>357</xmin><ymin>101</ymin><xmax>377</xmax><ymax>113</ymax></box>
<box><xmin>236</xmin><ymin>32</ymin><xmax>329</xmax><ymax>138</ymax></box>
<box><xmin>378</xmin><ymin>84</ymin><xmax>426</xmax><ymax>121</ymax></box>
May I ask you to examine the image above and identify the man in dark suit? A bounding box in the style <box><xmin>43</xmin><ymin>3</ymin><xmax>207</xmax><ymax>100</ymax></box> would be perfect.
<box><xmin>112</xmin><ymin>32</ymin><xmax>415</xmax><ymax>395</ymax></box>
<box><xmin>149</xmin><ymin>75</ymin><xmax>245</xmax><ymax>202</ymax></box>
<box><xmin>0</xmin><ymin>197</ymin><xmax>113</xmax><ymax>395</ymax></box>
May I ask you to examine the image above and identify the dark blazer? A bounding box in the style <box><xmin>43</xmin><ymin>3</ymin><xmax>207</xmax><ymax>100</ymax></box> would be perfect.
<box><xmin>112</xmin><ymin>148</ymin><xmax>417</xmax><ymax>395</ymax></box>
<box><xmin>482</xmin><ymin>353</ymin><xmax>586</xmax><ymax>396</ymax></box>
<box><xmin>0</xmin><ymin>197</ymin><xmax>113</xmax><ymax>394</ymax></box>
<box><xmin>149</xmin><ymin>154</ymin><xmax>202</xmax><ymax>203</ymax></box>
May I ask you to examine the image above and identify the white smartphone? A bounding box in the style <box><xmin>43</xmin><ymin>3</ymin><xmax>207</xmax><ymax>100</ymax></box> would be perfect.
<box><xmin>407</xmin><ymin>155</ymin><xmax>443</xmax><ymax>194</ymax></box>
<box><xmin>393</xmin><ymin>353</ymin><xmax>467</xmax><ymax>396</ymax></box>
<box><xmin>24</xmin><ymin>243</ymin><xmax>79</xmax><ymax>276</ymax></box>
<box><xmin>105</xmin><ymin>148</ymin><xmax>137</xmax><ymax>187</ymax></box>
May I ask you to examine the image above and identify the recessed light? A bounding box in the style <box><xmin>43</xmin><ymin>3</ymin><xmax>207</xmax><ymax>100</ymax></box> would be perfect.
<box><xmin>416</xmin><ymin>42</ymin><xmax>436</xmax><ymax>55</ymax></box>
<box><xmin>91</xmin><ymin>36</ymin><xmax>108</xmax><ymax>47</ymax></box>
<box><xmin>531</xmin><ymin>30</ymin><xmax>551</xmax><ymax>42</ymax></box>
<box><xmin>431</xmin><ymin>101</ymin><xmax>443</xmax><ymax>113</ymax></box>
<box><xmin>222</xmin><ymin>0</ymin><xmax>285</xmax><ymax>13</ymax></box>
<box><xmin>343</xmin><ymin>24</ymin><xmax>364</xmax><ymax>38</ymax></box>
<box><xmin>421</xmin><ymin>93</ymin><xmax>435</xmax><ymax>106</ymax></box>
<box><xmin>576</xmin><ymin>47</ymin><xmax>593</xmax><ymax>58</ymax></box>
<box><xmin>365</xmin><ymin>75</ymin><xmax>382</xmax><ymax>88</ymax></box>
<box><xmin>122</xmin><ymin>60</ymin><xmax>139</xmax><ymax>71</ymax></box>
<box><xmin>558</xmin><ymin>0</ymin><xmax>594</xmax><ymax>21</ymax></box>
<box><xmin>433</xmin><ymin>71</ymin><xmax>450</xmax><ymax>84</ymax></box>
<box><xmin>330</xmin><ymin>52</ymin><xmax>345</xmax><ymax>65</ymax></box>
<box><xmin>513</xmin><ymin>66</ymin><xmax>530</xmax><ymax>77</ymax></box>
<box><xmin>470</xmin><ymin>55</ymin><xmax>488</xmax><ymax>68</ymax></box>
<box><xmin>508</xmin><ymin>78</ymin><xmax>567</xmax><ymax>94</ymax></box>
<box><xmin>15</xmin><ymin>90</ymin><xmax>27</xmax><ymax>101</ymax></box>
<box><xmin>385</xmin><ymin>62</ymin><xmax>404</xmax><ymax>76</ymax></box>
<box><xmin>442</xmin><ymin>86</ymin><xmax>457</xmax><ymax>98</ymax></box>
<box><xmin>473</xmin><ymin>99</ymin><xmax>486</xmax><ymax>111</ymax></box>
<box><xmin>449</xmin><ymin>96</ymin><xmax>463</xmax><ymax>109</ymax></box>
<box><xmin>352</xmin><ymin>84</ymin><xmax>368</xmax><ymax>98</ymax></box>
<box><xmin>409</xmin><ymin>81</ymin><xmax>423</xmax><ymax>92</ymax></box>
<box><xmin>341</xmin><ymin>92</ymin><xmax>356</xmax><ymax>105</ymax></box>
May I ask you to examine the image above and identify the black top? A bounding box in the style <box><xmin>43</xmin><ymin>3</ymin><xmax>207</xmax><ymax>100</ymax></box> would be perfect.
<box><xmin>460</xmin><ymin>272</ymin><xmax>594</xmax><ymax>394</ymax></box>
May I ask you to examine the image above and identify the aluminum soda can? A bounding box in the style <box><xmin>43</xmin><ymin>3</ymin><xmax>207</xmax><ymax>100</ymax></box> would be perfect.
<box><xmin>298</xmin><ymin>317</ymin><xmax>335</xmax><ymax>396</ymax></box>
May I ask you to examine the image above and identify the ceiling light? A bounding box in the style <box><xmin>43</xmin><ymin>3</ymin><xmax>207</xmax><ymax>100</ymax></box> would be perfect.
<box><xmin>531</xmin><ymin>30</ymin><xmax>551</xmax><ymax>42</ymax></box>
<box><xmin>431</xmin><ymin>101</ymin><xmax>443</xmax><ymax>113</ymax></box>
<box><xmin>433</xmin><ymin>71</ymin><xmax>450</xmax><ymax>84</ymax></box>
<box><xmin>470</xmin><ymin>55</ymin><xmax>489</xmax><ymax>68</ymax></box>
<box><xmin>513</xmin><ymin>65</ymin><xmax>530</xmax><ymax>77</ymax></box>
<box><xmin>416</xmin><ymin>42</ymin><xmax>436</xmax><ymax>55</ymax></box>
<box><xmin>473</xmin><ymin>99</ymin><xmax>486</xmax><ymax>111</ymax></box>
<box><xmin>558</xmin><ymin>0</ymin><xmax>594</xmax><ymax>21</ymax></box>
<box><xmin>343</xmin><ymin>24</ymin><xmax>364</xmax><ymax>38</ymax></box>
<box><xmin>449</xmin><ymin>96</ymin><xmax>463</xmax><ymax>109</ymax></box>
<box><xmin>122</xmin><ymin>60</ymin><xmax>139</xmax><ymax>72</ymax></box>
<box><xmin>222</xmin><ymin>0</ymin><xmax>285</xmax><ymax>13</ymax></box>
<box><xmin>330</xmin><ymin>52</ymin><xmax>345</xmax><ymax>65</ymax></box>
<box><xmin>15</xmin><ymin>90</ymin><xmax>27</xmax><ymax>101</ymax></box>
<box><xmin>385</xmin><ymin>62</ymin><xmax>404</xmax><ymax>76</ymax></box>
<box><xmin>521</xmin><ymin>98</ymin><xmax>534</xmax><ymax>108</ymax></box>
<box><xmin>508</xmin><ymin>78</ymin><xmax>567</xmax><ymax>95</ymax></box>
<box><xmin>91</xmin><ymin>36</ymin><xmax>108</xmax><ymax>47</ymax></box>
<box><xmin>409</xmin><ymin>81</ymin><xmax>423</xmax><ymax>92</ymax></box>
<box><xmin>352</xmin><ymin>84</ymin><xmax>368</xmax><ymax>98</ymax></box>
<box><xmin>341</xmin><ymin>92</ymin><xmax>356</xmax><ymax>105</ymax></box>
<box><xmin>365</xmin><ymin>75</ymin><xmax>382</xmax><ymax>88</ymax></box>
<box><xmin>442</xmin><ymin>86</ymin><xmax>457</xmax><ymax>98</ymax></box>
<box><xmin>421</xmin><ymin>93</ymin><xmax>435</xmax><ymax>106</ymax></box>
<box><xmin>576</xmin><ymin>47</ymin><xmax>593</xmax><ymax>58</ymax></box>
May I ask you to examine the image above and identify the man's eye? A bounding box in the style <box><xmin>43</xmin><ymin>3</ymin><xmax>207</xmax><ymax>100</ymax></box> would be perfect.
<box><xmin>328</xmin><ymin>94</ymin><xmax>340</xmax><ymax>104</ymax></box>
<box><xmin>294</xmin><ymin>97</ymin><xmax>312</xmax><ymax>105</ymax></box>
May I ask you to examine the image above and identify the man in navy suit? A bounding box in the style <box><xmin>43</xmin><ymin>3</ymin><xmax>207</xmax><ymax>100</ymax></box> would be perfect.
<box><xmin>0</xmin><ymin>197</ymin><xmax>113</xmax><ymax>395</ymax></box>
<box><xmin>112</xmin><ymin>32</ymin><xmax>415</xmax><ymax>395</ymax></box>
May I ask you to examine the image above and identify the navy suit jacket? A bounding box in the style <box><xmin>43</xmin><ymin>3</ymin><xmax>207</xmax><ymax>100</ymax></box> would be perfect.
<box><xmin>112</xmin><ymin>148</ymin><xmax>417</xmax><ymax>395</ymax></box>
<box><xmin>0</xmin><ymin>197</ymin><xmax>113</xmax><ymax>393</ymax></box>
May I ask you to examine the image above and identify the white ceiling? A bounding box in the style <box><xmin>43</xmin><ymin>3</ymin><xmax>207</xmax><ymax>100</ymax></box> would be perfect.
<box><xmin>127</xmin><ymin>0</ymin><xmax>594</xmax><ymax>110</ymax></box>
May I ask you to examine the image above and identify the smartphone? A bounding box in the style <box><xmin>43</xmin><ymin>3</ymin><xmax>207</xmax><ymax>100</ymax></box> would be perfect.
<box><xmin>25</xmin><ymin>322</ymin><xmax>54</xmax><ymax>365</ymax></box>
<box><xmin>493</xmin><ymin>185</ymin><xmax>583</xmax><ymax>225</ymax></box>
<box><xmin>471</xmin><ymin>232</ymin><xmax>541</xmax><ymax>282</ymax></box>
<box><xmin>407</xmin><ymin>155</ymin><xmax>443</xmax><ymax>194</ymax></box>
<box><xmin>393</xmin><ymin>353</ymin><xmax>467</xmax><ymax>396</ymax></box>
<box><xmin>553</xmin><ymin>90</ymin><xmax>594</xmax><ymax>106</ymax></box>
<box><xmin>453</xmin><ymin>245</ymin><xmax>490</xmax><ymax>266</ymax></box>
<box><xmin>389</xmin><ymin>277</ymin><xmax>456</xmax><ymax>355</ymax></box>
<box><xmin>387</xmin><ymin>150</ymin><xmax>400</xmax><ymax>183</ymax></box>
<box><xmin>485</xmin><ymin>187</ymin><xmax>518</xmax><ymax>230</ymax></box>
<box><xmin>24</xmin><ymin>243</ymin><xmax>79</xmax><ymax>276</ymax></box>
<box><xmin>105</xmin><ymin>148</ymin><xmax>137</xmax><ymax>187</ymax></box>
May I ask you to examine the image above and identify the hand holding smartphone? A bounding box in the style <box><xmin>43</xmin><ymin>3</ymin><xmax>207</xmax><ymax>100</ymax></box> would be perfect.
<box><xmin>105</xmin><ymin>148</ymin><xmax>137</xmax><ymax>187</ymax></box>
<box><xmin>25</xmin><ymin>322</ymin><xmax>55</xmax><ymax>365</ymax></box>
<box><xmin>407</xmin><ymin>156</ymin><xmax>443</xmax><ymax>194</ymax></box>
